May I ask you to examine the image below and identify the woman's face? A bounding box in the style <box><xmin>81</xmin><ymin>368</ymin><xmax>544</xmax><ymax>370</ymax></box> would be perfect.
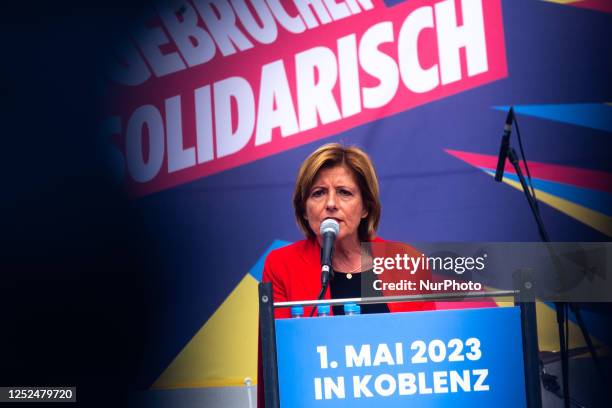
<box><xmin>304</xmin><ymin>165</ymin><xmax>368</xmax><ymax>243</ymax></box>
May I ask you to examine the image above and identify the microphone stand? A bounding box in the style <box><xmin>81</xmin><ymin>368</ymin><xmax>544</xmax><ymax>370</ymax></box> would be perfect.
<box><xmin>499</xmin><ymin>140</ymin><xmax>603</xmax><ymax>408</ymax></box>
<box><xmin>503</xmin><ymin>146</ymin><xmax>569</xmax><ymax>407</ymax></box>
<box><xmin>313</xmin><ymin>222</ymin><xmax>338</xmax><ymax>316</ymax></box>
<box><xmin>310</xmin><ymin>266</ymin><xmax>333</xmax><ymax>317</ymax></box>
<box><xmin>506</xmin><ymin>148</ymin><xmax>549</xmax><ymax>242</ymax></box>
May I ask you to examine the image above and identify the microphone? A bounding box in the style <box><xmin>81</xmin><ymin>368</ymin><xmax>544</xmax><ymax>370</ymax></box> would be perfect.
<box><xmin>320</xmin><ymin>218</ymin><xmax>340</xmax><ymax>287</ymax></box>
<box><xmin>495</xmin><ymin>107</ymin><xmax>514</xmax><ymax>182</ymax></box>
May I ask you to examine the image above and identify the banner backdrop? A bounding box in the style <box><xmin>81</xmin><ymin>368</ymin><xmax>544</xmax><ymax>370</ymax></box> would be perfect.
<box><xmin>101</xmin><ymin>0</ymin><xmax>612</xmax><ymax>390</ymax></box>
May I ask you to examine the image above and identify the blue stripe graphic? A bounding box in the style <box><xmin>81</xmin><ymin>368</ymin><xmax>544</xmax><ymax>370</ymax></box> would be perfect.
<box><xmin>493</xmin><ymin>104</ymin><xmax>612</xmax><ymax>133</ymax></box>
<box><xmin>248</xmin><ymin>240</ymin><xmax>292</xmax><ymax>281</ymax></box>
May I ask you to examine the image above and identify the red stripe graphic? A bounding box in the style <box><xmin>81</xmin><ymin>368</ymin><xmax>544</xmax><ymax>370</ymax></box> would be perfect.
<box><xmin>445</xmin><ymin>149</ymin><xmax>612</xmax><ymax>193</ymax></box>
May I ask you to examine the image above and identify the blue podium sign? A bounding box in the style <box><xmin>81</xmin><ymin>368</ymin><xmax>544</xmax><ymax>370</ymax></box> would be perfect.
<box><xmin>275</xmin><ymin>307</ymin><xmax>526</xmax><ymax>407</ymax></box>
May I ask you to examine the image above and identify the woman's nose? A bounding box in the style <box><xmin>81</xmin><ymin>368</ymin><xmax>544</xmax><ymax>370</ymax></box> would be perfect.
<box><xmin>325</xmin><ymin>191</ymin><xmax>337</xmax><ymax>210</ymax></box>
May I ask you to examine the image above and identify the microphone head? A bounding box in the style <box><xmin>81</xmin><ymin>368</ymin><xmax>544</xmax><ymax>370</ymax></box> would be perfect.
<box><xmin>505</xmin><ymin>106</ymin><xmax>515</xmax><ymax>126</ymax></box>
<box><xmin>503</xmin><ymin>106</ymin><xmax>514</xmax><ymax>132</ymax></box>
<box><xmin>320</xmin><ymin>218</ymin><xmax>340</xmax><ymax>237</ymax></box>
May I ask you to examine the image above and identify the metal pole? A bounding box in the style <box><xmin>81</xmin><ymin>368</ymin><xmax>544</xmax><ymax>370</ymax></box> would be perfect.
<box><xmin>259</xmin><ymin>282</ymin><xmax>280</xmax><ymax>408</ymax></box>
<box><xmin>514</xmin><ymin>268</ymin><xmax>543</xmax><ymax>408</ymax></box>
<box><xmin>274</xmin><ymin>290</ymin><xmax>517</xmax><ymax>309</ymax></box>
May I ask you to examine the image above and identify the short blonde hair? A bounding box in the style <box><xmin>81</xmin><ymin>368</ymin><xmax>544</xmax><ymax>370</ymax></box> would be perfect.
<box><xmin>293</xmin><ymin>143</ymin><xmax>381</xmax><ymax>241</ymax></box>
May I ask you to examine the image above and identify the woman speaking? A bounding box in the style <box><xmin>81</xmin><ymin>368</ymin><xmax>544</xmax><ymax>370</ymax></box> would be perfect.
<box><xmin>262</xmin><ymin>143</ymin><xmax>434</xmax><ymax>317</ymax></box>
<box><xmin>258</xmin><ymin>143</ymin><xmax>434</xmax><ymax>407</ymax></box>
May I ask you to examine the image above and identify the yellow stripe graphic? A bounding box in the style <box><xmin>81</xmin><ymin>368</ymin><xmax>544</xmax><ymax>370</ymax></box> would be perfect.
<box><xmin>541</xmin><ymin>0</ymin><xmax>583</xmax><ymax>4</ymax></box>
<box><xmin>153</xmin><ymin>274</ymin><xmax>260</xmax><ymax>389</ymax></box>
<box><xmin>499</xmin><ymin>177</ymin><xmax>612</xmax><ymax>237</ymax></box>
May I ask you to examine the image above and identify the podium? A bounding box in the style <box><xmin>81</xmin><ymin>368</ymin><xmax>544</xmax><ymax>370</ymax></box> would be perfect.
<box><xmin>259</xmin><ymin>272</ymin><xmax>542</xmax><ymax>407</ymax></box>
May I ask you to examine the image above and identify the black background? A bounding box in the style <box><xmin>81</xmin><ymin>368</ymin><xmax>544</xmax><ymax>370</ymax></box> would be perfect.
<box><xmin>1</xmin><ymin>2</ymin><xmax>158</xmax><ymax>406</ymax></box>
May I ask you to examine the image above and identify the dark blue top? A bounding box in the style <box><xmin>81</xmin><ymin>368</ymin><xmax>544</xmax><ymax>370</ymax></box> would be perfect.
<box><xmin>330</xmin><ymin>269</ymin><xmax>389</xmax><ymax>315</ymax></box>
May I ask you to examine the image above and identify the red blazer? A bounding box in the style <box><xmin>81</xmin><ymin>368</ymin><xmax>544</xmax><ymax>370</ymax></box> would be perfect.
<box><xmin>262</xmin><ymin>237</ymin><xmax>436</xmax><ymax>318</ymax></box>
<box><xmin>258</xmin><ymin>237</ymin><xmax>435</xmax><ymax>407</ymax></box>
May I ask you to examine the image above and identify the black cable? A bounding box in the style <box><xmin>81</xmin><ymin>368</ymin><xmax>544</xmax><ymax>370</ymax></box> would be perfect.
<box><xmin>514</xmin><ymin>115</ymin><xmax>539</xmax><ymax>211</ymax></box>
<box><xmin>565</xmin><ymin>303</ymin><xmax>569</xmax><ymax>360</ymax></box>
<box><xmin>309</xmin><ymin>285</ymin><xmax>327</xmax><ymax>317</ymax></box>
<box><xmin>565</xmin><ymin>303</ymin><xmax>570</xmax><ymax>408</ymax></box>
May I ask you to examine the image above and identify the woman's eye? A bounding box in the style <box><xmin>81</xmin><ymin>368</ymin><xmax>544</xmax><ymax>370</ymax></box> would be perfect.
<box><xmin>339</xmin><ymin>189</ymin><xmax>352</xmax><ymax>196</ymax></box>
<box><xmin>311</xmin><ymin>190</ymin><xmax>324</xmax><ymax>198</ymax></box>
